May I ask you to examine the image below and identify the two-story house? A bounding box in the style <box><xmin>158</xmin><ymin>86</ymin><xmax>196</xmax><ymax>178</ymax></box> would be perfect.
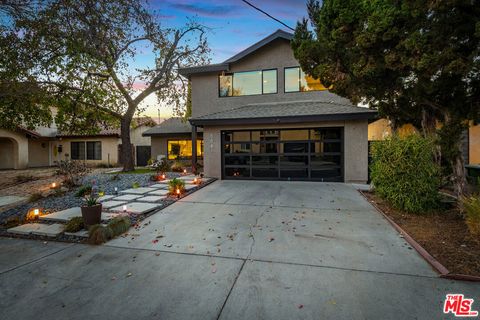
<box><xmin>147</xmin><ymin>30</ymin><xmax>377</xmax><ymax>183</ymax></box>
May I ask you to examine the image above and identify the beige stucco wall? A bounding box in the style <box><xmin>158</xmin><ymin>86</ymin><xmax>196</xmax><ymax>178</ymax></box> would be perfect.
<box><xmin>202</xmin><ymin>120</ymin><xmax>369</xmax><ymax>183</ymax></box>
<box><xmin>28</xmin><ymin>140</ymin><xmax>50</xmax><ymax>167</ymax></box>
<box><xmin>0</xmin><ymin>138</ymin><xmax>15</xmax><ymax>169</ymax></box>
<box><xmin>470</xmin><ymin>124</ymin><xmax>480</xmax><ymax>164</ymax></box>
<box><xmin>368</xmin><ymin>119</ymin><xmax>418</xmax><ymax>141</ymax></box>
<box><xmin>151</xmin><ymin>136</ymin><xmax>169</xmax><ymax>161</ymax></box>
<box><xmin>190</xmin><ymin>39</ymin><xmax>351</xmax><ymax>118</ymax></box>
<box><xmin>130</xmin><ymin>125</ymin><xmax>151</xmax><ymax>147</ymax></box>
<box><xmin>51</xmin><ymin>137</ymin><xmax>119</xmax><ymax>166</ymax></box>
<box><xmin>0</xmin><ymin>128</ymin><xmax>29</xmax><ymax>169</ymax></box>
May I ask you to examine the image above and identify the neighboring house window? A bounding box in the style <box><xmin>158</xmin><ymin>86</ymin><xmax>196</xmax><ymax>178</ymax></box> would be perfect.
<box><xmin>219</xmin><ymin>69</ymin><xmax>277</xmax><ymax>97</ymax></box>
<box><xmin>284</xmin><ymin>67</ymin><xmax>328</xmax><ymax>92</ymax></box>
<box><xmin>86</xmin><ymin>141</ymin><xmax>102</xmax><ymax>160</ymax></box>
<box><xmin>70</xmin><ymin>141</ymin><xmax>102</xmax><ymax>160</ymax></box>
<box><xmin>167</xmin><ymin>140</ymin><xmax>203</xmax><ymax>160</ymax></box>
<box><xmin>71</xmin><ymin>142</ymin><xmax>85</xmax><ymax>160</ymax></box>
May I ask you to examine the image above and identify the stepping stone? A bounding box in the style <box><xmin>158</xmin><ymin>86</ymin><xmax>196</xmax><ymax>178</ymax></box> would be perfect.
<box><xmin>120</xmin><ymin>187</ymin><xmax>157</xmax><ymax>195</ymax></box>
<box><xmin>113</xmin><ymin>194</ymin><xmax>141</xmax><ymax>201</ymax></box>
<box><xmin>177</xmin><ymin>175</ymin><xmax>196</xmax><ymax>181</ymax></box>
<box><xmin>98</xmin><ymin>195</ymin><xmax>115</xmax><ymax>202</ymax></box>
<box><xmin>148</xmin><ymin>184</ymin><xmax>169</xmax><ymax>189</ymax></box>
<box><xmin>65</xmin><ymin>229</ymin><xmax>89</xmax><ymax>238</ymax></box>
<box><xmin>110</xmin><ymin>202</ymin><xmax>160</xmax><ymax>214</ymax></box>
<box><xmin>148</xmin><ymin>189</ymin><xmax>169</xmax><ymax>196</ymax></box>
<box><xmin>136</xmin><ymin>196</ymin><xmax>166</xmax><ymax>203</ymax></box>
<box><xmin>102</xmin><ymin>200</ymin><xmax>127</xmax><ymax>209</ymax></box>
<box><xmin>151</xmin><ymin>180</ymin><xmax>171</xmax><ymax>185</ymax></box>
<box><xmin>40</xmin><ymin>207</ymin><xmax>81</xmax><ymax>222</ymax></box>
<box><xmin>184</xmin><ymin>185</ymin><xmax>197</xmax><ymax>191</ymax></box>
<box><xmin>101</xmin><ymin>211</ymin><xmax>121</xmax><ymax>221</ymax></box>
<box><xmin>0</xmin><ymin>195</ymin><xmax>27</xmax><ymax>207</ymax></box>
<box><xmin>65</xmin><ymin>230</ymin><xmax>89</xmax><ymax>238</ymax></box>
<box><xmin>8</xmin><ymin>223</ymin><xmax>64</xmax><ymax>237</ymax></box>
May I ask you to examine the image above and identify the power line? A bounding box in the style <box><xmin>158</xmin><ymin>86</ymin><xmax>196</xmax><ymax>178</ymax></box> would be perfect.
<box><xmin>241</xmin><ymin>0</ymin><xmax>295</xmax><ymax>31</ymax></box>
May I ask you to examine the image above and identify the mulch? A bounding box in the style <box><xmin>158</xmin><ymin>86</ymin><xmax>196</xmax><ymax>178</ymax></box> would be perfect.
<box><xmin>363</xmin><ymin>191</ymin><xmax>480</xmax><ymax>277</ymax></box>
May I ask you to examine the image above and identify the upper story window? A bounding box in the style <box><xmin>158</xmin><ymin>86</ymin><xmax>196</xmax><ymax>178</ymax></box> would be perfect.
<box><xmin>219</xmin><ymin>69</ymin><xmax>277</xmax><ymax>97</ymax></box>
<box><xmin>284</xmin><ymin>67</ymin><xmax>328</xmax><ymax>92</ymax></box>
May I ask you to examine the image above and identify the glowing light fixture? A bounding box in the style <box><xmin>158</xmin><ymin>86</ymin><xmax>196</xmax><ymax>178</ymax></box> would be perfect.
<box><xmin>122</xmin><ymin>205</ymin><xmax>127</xmax><ymax>212</ymax></box>
<box><xmin>51</xmin><ymin>182</ymin><xmax>57</xmax><ymax>188</ymax></box>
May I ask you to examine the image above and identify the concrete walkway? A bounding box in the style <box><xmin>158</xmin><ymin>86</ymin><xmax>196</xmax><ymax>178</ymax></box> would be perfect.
<box><xmin>0</xmin><ymin>181</ymin><xmax>479</xmax><ymax>319</ymax></box>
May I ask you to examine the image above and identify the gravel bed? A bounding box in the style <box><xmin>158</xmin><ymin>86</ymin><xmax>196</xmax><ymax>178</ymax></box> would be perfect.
<box><xmin>0</xmin><ymin>172</ymin><xmax>182</xmax><ymax>224</ymax></box>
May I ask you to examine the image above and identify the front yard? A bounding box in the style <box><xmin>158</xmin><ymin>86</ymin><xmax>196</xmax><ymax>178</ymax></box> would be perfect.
<box><xmin>364</xmin><ymin>191</ymin><xmax>480</xmax><ymax>277</ymax></box>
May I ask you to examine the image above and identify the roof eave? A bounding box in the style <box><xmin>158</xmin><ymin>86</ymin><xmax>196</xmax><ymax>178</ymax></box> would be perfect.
<box><xmin>178</xmin><ymin>63</ymin><xmax>230</xmax><ymax>77</ymax></box>
<box><xmin>190</xmin><ymin>112</ymin><xmax>378</xmax><ymax>127</ymax></box>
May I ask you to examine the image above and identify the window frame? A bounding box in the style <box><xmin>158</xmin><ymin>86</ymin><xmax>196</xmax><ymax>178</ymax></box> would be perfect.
<box><xmin>86</xmin><ymin>141</ymin><xmax>102</xmax><ymax>160</ymax></box>
<box><xmin>167</xmin><ymin>139</ymin><xmax>204</xmax><ymax>160</ymax></box>
<box><xmin>218</xmin><ymin>68</ymin><xmax>278</xmax><ymax>97</ymax></box>
<box><xmin>70</xmin><ymin>141</ymin><xmax>102</xmax><ymax>160</ymax></box>
<box><xmin>284</xmin><ymin>66</ymin><xmax>327</xmax><ymax>93</ymax></box>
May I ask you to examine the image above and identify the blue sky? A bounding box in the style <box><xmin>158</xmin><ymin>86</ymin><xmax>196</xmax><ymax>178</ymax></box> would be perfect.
<box><xmin>137</xmin><ymin>0</ymin><xmax>309</xmax><ymax>118</ymax></box>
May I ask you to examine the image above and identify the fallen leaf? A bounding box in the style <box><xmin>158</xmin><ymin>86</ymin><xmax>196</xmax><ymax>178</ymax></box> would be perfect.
<box><xmin>297</xmin><ymin>304</ymin><xmax>304</xmax><ymax>309</ymax></box>
<box><xmin>155</xmin><ymin>252</ymin><xmax>160</xmax><ymax>256</ymax></box>
<box><xmin>152</xmin><ymin>239</ymin><xmax>159</xmax><ymax>244</ymax></box>
<box><xmin>268</xmin><ymin>237</ymin><xmax>275</xmax><ymax>242</ymax></box>
<box><xmin>126</xmin><ymin>272</ymin><xmax>132</xmax><ymax>277</ymax></box>
<box><xmin>111</xmin><ymin>276</ymin><xmax>117</xmax><ymax>281</ymax></box>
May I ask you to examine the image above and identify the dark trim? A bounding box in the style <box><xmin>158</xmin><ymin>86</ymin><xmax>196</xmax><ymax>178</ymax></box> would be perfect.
<box><xmin>220</xmin><ymin>127</ymin><xmax>344</xmax><ymax>182</ymax></box>
<box><xmin>191</xmin><ymin>112</ymin><xmax>378</xmax><ymax>127</ymax></box>
<box><xmin>144</xmin><ymin>132</ymin><xmax>203</xmax><ymax>138</ymax></box>
<box><xmin>178</xmin><ymin>63</ymin><xmax>229</xmax><ymax>77</ymax></box>
<box><xmin>218</xmin><ymin>68</ymin><xmax>278</xmax><ymax>98</ymax></box>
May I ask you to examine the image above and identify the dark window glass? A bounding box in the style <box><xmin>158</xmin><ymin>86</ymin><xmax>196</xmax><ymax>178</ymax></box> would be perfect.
<box><xmin>262</xmin><ymin>69</ymin><xmax>277</xmax><ymax>94</ymax></box>
<box><xmin>251</xmin><ymin>130</ymin><xmax>279</xmax><ymax>141</ymax></box>
<box><xmin>225</xmin><ymin>167</ymin><xmax>250</xmax><ymax>178</ymax></box>
<box><xmin>310</xmin><ymin>142</ymin><xmax>341</xmax><ymax>153</ymax></box>
<box><xmin>251</xmin><ymin>142</ymin><xmax>278</xmax><ymax>154</ymax></box>
<box><xmin>280</xmin><ymin>168</ymin><xmax>308</xmax><ymax>179</ymax></box>
<box><xmin>86</xmin><ymin>141</ymin><xmax>101</xmax><ymax>160</ymax></box>
<box><xmin>310</xmin><ymin>129</ymin><xmax>341</xmax><ymax>140</ymax></box>
<box><xmin>219</xmin><ymin>74</ymin><xmax>232</xmax><ymax>97</ymax></box>
<box><xmin>311</xmin><ymin>168</ymin><xmax>342</xmax><ymax>179</ymax></box>
<box><xmin>281</xmin><ymin>142</ymin><xmax>308</xmax><ymax>153</ymax></box>
<box><xmin>71</xmin><ymin>142</ymin><xmax>85</xmax><ymax>160</ymax></box>
<box><xmin>224</xmin><ymin>143</ymin><xmax>251</xmax><ymax>154</ymax></box>
<box><xmin>310</xmin><ymin>155</ymin><xmax>341</xmax><ymax>168</ymax></box>
<box><xmin>280</xmin><ymin>155</ymin><xmax>308</xmax><ymax>166</ymax></box>
<box><xmin>252</xmin><ymin>156</ymin><xmax>278</xmax><ymax>166</ymax></box>
<box><xmin>252</xmin><ymin>168</ymin><xmax>278</xmax><ymax>178</ymax></box>
<box><xmin>225</xmin><ymin>155</ymin><xmax>250</xmax><ymax>165</ymax></box>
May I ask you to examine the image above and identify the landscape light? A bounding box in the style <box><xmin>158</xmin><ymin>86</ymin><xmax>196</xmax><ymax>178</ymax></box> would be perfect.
<box><xmin>122</xmin><ymin>205</ymin><xmax>127</xmax><ymax>212</ymax></box>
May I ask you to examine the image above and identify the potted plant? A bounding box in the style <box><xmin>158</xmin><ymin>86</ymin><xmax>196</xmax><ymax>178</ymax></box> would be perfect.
<box><xmin>81</xmin><ymin>192</ymin><xmax>102</xmax><ymax>226</ymax></box>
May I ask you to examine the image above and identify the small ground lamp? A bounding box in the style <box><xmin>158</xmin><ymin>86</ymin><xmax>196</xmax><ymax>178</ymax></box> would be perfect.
<box><xmin>51</xmin><ymin>182</ymin><xmax>57</xmax><ymax>189</ymax></box>
<box><xmin>114</xmin><ymin>187</ymin><xmax>118</xmax><ymax>195</ymax></box>
<box><xmin>27</xmin><ymin>208</ymin><xmax>41</xmax><ymax>221</ymax></box>
<box><xmin>183</xmin><ymin>168</ymin><xmax>187</xmax><ymax>175</ymax></box>
<box><xmin>158</xmin><ymin>173</ymin><xmax>166</xmax><ymax>181</ymax></box>
<box><xmin>193</xmin><ymin>177</ymin><xmax>201</xmax><ymax>185</ymax></box>
<box><xmin>122</xmin><ymin>205</ymin><xmax>127</xmax><ymax>212</ymax></box>
<box><xmin>176</xmin><ymin>188</ymin><xmax>181</xmax><ymax>198</ymax></box>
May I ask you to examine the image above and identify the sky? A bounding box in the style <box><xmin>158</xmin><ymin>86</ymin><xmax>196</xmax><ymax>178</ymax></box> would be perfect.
<box><xmin>136</xmin><ymin>0</ymin><xmax>310</xmax><ymax>120</ymax></box>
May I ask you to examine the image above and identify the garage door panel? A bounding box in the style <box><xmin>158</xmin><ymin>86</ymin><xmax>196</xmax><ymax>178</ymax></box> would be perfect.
<box><xmin>222</xmin><ymin>128</ymin><xmax>343</xmax><ymax>181</ymax></box>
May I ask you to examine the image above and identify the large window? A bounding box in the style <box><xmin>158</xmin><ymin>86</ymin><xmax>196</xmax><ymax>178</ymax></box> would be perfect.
<box><xmin>71</xmin><ymin>141</ymin><xmax>102</xmax><ymax>160</ymax></box>
<box><xmin>219</xmin><ymin>69</ymin><xmax>277</xmax><ymax>97</ymax></box>
<box><xmin>284</xmin><ymin>67</ymin><xmax>328</xmax><ymax>92</ymax></box>
<box><xmin>222</xmin><ymin>128</ymin><xmax>343</xmax><ymax>181</ymax></box>
<box><xmin>168</xmin><ymin>140</ymin><xmax>203</xmax><ymax>160</ymax></box>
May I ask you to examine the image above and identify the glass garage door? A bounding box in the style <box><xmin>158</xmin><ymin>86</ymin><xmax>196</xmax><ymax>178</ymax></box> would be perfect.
<box><xmin>222</xmin><ymin>128</ymin><xmax>343</xmax><ymax>181</ymax></box>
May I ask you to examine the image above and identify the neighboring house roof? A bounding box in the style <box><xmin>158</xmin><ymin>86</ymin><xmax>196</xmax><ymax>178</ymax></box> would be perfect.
<box><xmin>143</xmin><ymin>117</ymin><xmax>203</xmax><ymax>136</ymax></box>
<box><xmin>132</xmin><ymin>116</ymin><xmax>156</xmax><ymax>129</ymax></box>
<box><xmin>56</xmin><ymin>127</ymin><xmax>120</xmax><ymax>138</ymax></box>
<box><xmin>189</xmin><ymin>100</ymin><xmax>378</xmax><ymax>126</ymax></box>
<box><xmin>178</xmin><ymin>29</ymin><xmax>293</xmax><ymax>77</ymax></box>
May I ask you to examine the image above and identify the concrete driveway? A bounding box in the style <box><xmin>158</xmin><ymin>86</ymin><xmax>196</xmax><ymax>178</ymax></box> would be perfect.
<box><xmin>0</xmin><ymin>181</ymin><xmax>479</xmax><ymax>320</ymax></box>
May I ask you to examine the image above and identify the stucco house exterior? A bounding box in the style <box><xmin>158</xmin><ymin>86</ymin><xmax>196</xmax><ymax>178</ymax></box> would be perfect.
<box><xmin>149</xmin><ymin>30</ymin><xmax>377</xmax><ymax>183</ymax></box>
<box><xmin>0</xmin><ymin>116</ymin><xmax>155</xmax><ymax>169</ymax></box>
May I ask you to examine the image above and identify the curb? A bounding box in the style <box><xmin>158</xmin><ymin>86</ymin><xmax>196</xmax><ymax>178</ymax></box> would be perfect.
<box><xmin>359</xmin><ymin>190</ymin><xmax>480</xmax><ymax>282</ymax></box>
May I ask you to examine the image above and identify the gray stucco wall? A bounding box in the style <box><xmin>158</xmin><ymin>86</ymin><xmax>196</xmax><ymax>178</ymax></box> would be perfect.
<box><xmin>190</xmin><ymin>39</ymin><xmax>351</xmax><ymax>118</ymax></box>
<box><xmin>202</xmin><ymin>120</ymin><xmax>369</xmax><ymax>183</ymax></box>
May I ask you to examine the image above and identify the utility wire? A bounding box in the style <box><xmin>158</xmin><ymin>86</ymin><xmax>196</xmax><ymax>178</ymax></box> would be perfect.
<box><xmin>241</xmin><ymin>0</ymin><xmax>295</xmax><ymax>31</ymax></box>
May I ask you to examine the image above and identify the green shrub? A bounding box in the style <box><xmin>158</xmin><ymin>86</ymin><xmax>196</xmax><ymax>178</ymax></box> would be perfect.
<box><xmin>15</xmin><ymin>174</ymin><xmax>35</xmax><ymax>183</ymax></box>
<box><xmin>370</xmin><ymin>134</ymin><xmax>440</xmax><ymax>213</ymax></box>
<box><xmin>64</xmin><ymin>217</ymin><xmax>84</xmax><ymax>233</ymax></box>
<box><xmin>88</xmin><ymin>224</ymin><xmax>113</xmax><ymax>245</ymax></box>
<box><xmin>168</xmin><ymin>178</ymin><xmax>186</xmax><ymax>194</ymax></box>
<box><xmin>75</xmin><ymin>185</ymin><xmax>92</xmax><ymax>197</ymax></box>
<box><xmin>462</xmin><ymin>195</ymin><xmax>480</xmax><ymax>237</ymax></box>
<box><xmin>171</xmin><ymin>161</ymin><xmax>184</xmax><ymax>172</ymax></box>
<box><xmin>132</xmin><ymin>181</ymin><xmax>140</xmax><ymax>188</ymax></box>
<box><xmin>28</xmin><ymin>192</ymin><xmax>43</xmax><ymax>202</ymax></box>
<box><xmin>107</xmin><ymin>216</ymin><xmax>131</xmax><ymax>235</ymax></box>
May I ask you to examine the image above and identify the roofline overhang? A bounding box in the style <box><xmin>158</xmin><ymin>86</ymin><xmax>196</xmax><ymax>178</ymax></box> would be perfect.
<box><xmin>178</xmin><ymin>63</ymin><xmax>230</xmax><ymax>77</ymax></box>
<box><xmin>56</xmin><ymin>134</ymin><xmax>120</xmax><ymax>139</ymax></box>
<box><xmin>143</xmin><ymin>132</ymin><xmax>204</xmax><ymax>137</ymax></box>
<box><xmin>190</xmin><ymin>112</ymin><xmax>378</xmax><ymax>127</ymax></box>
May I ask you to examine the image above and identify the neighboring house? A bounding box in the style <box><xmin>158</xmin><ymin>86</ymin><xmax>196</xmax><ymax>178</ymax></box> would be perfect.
<box><xmin>368</xmin><ymin>119</ymin><xmax>480</xmax><ymax>164</ymax></box>
<box><xmin>147</xmin><ymin>29</ymin><xmax>377</xmax><ymax>182</ymax></box>
<box><xmin>0</xmin><ymin>116</ymin><xmax>155</xmax><ymax>169</ymax></box>
<box><xmin>143</xmin><ymin>117</ymin><xmax>203</xmax><ymax>162</ymax></box>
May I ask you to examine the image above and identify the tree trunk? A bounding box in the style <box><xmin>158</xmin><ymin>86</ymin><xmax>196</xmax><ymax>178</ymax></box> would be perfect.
<box><xmin>452</xmin><ymin>143</ymin><xmax>467</xmax><ymax>198</ymax></box>
<box><xmin>120</xmin><ymin>118</ymin><xmax>135</xmax><ymax>172</ymax></box>
<box><xmin>421</xmin><ymin>109</ymin><xmax>441</xmax><ymax>165</ymax></box>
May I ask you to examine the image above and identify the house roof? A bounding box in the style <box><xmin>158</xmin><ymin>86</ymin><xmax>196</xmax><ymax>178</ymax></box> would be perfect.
<box><xmin>132</xmin><ymin>116</ymin><xmax>156</xmax><ymax>129</ymax></box>
<box><xmin>189</xmin><ymin>100</ymin><xmax>378</xmax><ymax>126</ymax></box>
<box><xmin>143</xmin><ymin>117</ymin><xmax>203</xmax><ymax>136</ymax></box>
<box><xmin>178</xmin><ymin>29</ymin><xmax>293</xmax><ymax>77</ymax></box>
<box><xmin>56</xmin><ymin>127</ymin><xmax>120</xmax><ymax>138</ymax></box>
